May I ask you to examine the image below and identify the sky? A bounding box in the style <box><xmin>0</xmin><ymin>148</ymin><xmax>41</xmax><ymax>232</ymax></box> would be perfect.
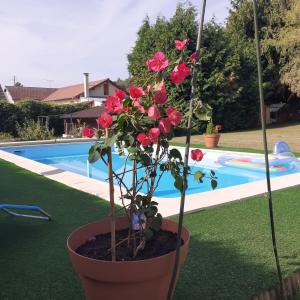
<box><xmin>0</xmin><ymin>0</ymin><xmax>231</xmax><ymax>88</ymax></box>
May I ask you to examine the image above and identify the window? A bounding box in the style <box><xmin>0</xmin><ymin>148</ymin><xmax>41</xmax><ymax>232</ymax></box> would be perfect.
<box><xmin>104</xmin><ymin>83</ymin><xmax>109</xmax><ymax>95</ymax></box>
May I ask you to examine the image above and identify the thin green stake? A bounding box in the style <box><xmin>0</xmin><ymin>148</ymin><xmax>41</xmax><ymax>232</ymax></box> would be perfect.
<box><xmin>167</xmin><ymin>0</ymin><xmax>207</xmax><ymax>299</ymax></box>
<box><xmin>252</xmin><ymin>0</ymin><xmax>284</xmax><ymax>297</ymax></box>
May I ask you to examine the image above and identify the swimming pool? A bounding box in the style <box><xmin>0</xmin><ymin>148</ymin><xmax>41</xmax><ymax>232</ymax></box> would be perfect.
<box><xmin>2</xmin><ymin>142</ymin><xmax>300</xmax><ymax>198</ymax></box>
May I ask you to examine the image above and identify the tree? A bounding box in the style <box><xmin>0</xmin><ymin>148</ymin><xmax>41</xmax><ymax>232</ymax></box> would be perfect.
<box><xmin>265</xmin><ymin>0</ymin><xmax>300</xmax><ymax>96</ymax></box>
<box><xmin>128</xmin><ymin>3</ymin><xmax>260</xmax><ymax>132</ymax></box>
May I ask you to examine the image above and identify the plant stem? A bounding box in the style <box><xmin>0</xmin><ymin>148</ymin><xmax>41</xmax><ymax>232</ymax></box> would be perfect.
<box><xmin>106</xmin><ymin>129</ymin><xmax>116</xmax><ymax>261</ymax></box>
<box><xmin>147</xmin><ymin>141</ymin><xmax>161</xmax><ymax>199</ymax></box>
<box><xmin>167</xmin><ymin>0</ymin><xmax>207</xmax><ymax>299</ymax></box>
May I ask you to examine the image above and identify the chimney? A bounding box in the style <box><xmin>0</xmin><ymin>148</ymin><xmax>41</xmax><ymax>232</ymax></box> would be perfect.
<box><xmin>83</xmin><ymin>73</ymin><xmax>89</xmax><ymax>98</ymax></box>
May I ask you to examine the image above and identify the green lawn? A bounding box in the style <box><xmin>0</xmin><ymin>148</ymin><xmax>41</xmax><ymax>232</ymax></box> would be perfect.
<box><xmin>0</xmin><ymin>159</ymin><xmax>300</xmax><ymax>299</ymax></box>
<box><xmin>171</xmin><ymin>122</ymin><xmax>300</xmax><ymax>153</ymax></box>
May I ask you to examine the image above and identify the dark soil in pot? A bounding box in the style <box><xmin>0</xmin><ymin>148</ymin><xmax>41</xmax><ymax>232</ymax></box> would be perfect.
<box><xmin>76</xmin><ymin>228</ymin><xmax>182</xmax><ymax>261</ymax></box>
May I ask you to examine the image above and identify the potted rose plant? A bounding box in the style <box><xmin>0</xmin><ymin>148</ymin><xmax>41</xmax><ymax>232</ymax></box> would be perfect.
<box><xmin>203</xmin><ymin>120</ymin><xmax>222</xmax><ymax>148</ymax></box>
<box><xmin>67</xmin><ymin>39</ymin><xmax>217</xmax><ymax>300</ymax></box>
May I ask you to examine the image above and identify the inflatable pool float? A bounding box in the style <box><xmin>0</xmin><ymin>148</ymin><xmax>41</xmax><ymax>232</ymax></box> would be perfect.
<box><xmin>217</xmin><ymin>142</ymin><xmax>300</xmax><ymax>174</ymax></box>
<box><xmin>217</xmin><ymin>156</ymin><xmax>293</xmax><ymax>173</ymax></box>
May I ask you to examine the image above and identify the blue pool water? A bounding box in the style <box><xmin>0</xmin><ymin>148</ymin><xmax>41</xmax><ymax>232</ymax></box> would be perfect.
<box><xmin>3</xmin><ymin>142</ymin><xmax>300</xmax><ymax>198</ymax></box>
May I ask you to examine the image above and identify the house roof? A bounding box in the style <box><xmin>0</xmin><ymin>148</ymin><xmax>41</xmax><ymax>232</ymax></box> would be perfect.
<box><xmin>4</xmin><ymin>86</ymin><xmax>57</xmax><ymax>101</ymax></box>
<box><xmin>44</xmin><ymin>79</ymin><xmax>107</xmax><ymax>102</ymax></box>
<box><xmin>60</xmin><ymin>105</ymin><xmax>106</xmax><ymax>119</ymax></box>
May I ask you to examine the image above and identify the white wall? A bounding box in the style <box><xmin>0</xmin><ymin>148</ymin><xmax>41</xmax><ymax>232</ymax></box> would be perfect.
<box><xmin>3</xmin><ymin>87</ymin><xmax>14</xmax><ymax>103</ymax></box>
<box><xmin>89</xmin><ymin>82</ymin><xmax>118</xmax><ymax>97</ymax></box>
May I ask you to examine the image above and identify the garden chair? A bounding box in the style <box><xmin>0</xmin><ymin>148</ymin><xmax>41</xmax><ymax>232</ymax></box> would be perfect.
<box><xmin>0</xmin><ymin>204</ymin><xmax>51</xmax><ymax>221</ymax></box>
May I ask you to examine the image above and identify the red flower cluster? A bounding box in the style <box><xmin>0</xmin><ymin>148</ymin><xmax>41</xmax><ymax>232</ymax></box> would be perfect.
<box><xmin>129</xmin><ymin>85</ymin><xmax>143</xmax><ymax>99</ymax></box>
<box><xmin>96</xmin><ymin>39</ymin><xmax>191</xmax><ymax>146</ymax></box>
<box><xmin>166</xmin><ymin>107</ymin><xmax>182</xmax><ymax>126</ymax></box>
<box><xmin>175</xmin><ymin>38</ymin><xmax>189</xmax><ymax>51</ymax></box>
<box><xmin>146</xmin><ymin>52</ymin><xmax>169</xmax><ymax>72</ymax></box>
<box><xmin>82</xmin><ymin>127</ymin><xmax>95</xmax><ymax>138</ymax></box>
<box><xmin>153</xmin><ymin>81</ymin><xmax>167</xmax><ymax>104</ymax></box>
<box><xmin>105</xmin><ymin>96</ymin><xmax>122</xmax><ymax>114</ymax></box>
<box><xmin>97</xmin><ymin>112</ymin><xmax>113</xmax><ymax>129</ymax></box>
<box><xmin>137</xmin><ymin>127</ymin><xmax>161</xmax><ymax>148</ymax></box>
<box><xmin>170</xmin><ymin>61</ymin><xmax>191</xmax><ymax>85</ymax></box>
<box><xmin>191</xmin><ymin>149</ymin><xmax>204</xmax><ymax>162</ymax></box>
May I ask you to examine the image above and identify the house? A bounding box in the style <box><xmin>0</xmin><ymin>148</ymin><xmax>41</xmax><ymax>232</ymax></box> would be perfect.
<box><xmin>1</xmin><ymin>74</ymin><xmax>126</xmax><ymax>106</ymax></box>
<box><xmin>43</xmin><ymin>74</ymin><xmax>123</xmax><ymax>106</ymax></box>
<box><xmin>2</xmin><ymin>85</ymin><xmax>57</xmax><ymax>103</ymax></box>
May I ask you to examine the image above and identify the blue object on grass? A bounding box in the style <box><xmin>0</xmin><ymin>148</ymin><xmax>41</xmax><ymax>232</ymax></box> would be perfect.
<box><xmin>0</xmin><ymin>204</ymin><xmax>51</xmax><ymax>221</ymax></box>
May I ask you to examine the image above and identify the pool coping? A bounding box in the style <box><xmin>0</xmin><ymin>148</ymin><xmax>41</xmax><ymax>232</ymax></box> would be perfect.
<box><xmin>0</xmin><ymin>143</ymin><xmax>300</xmax><ymax>217</ymax></box>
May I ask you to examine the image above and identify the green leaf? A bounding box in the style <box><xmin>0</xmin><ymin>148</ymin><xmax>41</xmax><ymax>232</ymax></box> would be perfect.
<box><xmin>194</xmin><ymin>171</ymin><xmax>205</xmax><ymax>182</ymax></box>
<box><xmin>174</xmin><ymin>176</ymin><xmax>184</xmax><ymax>192</ymax></box>
<box><xmin>169</xmin><ymin>148</ymin><xmax>182</xmax><ymax>161</ymax></box>
<box><xmin>151</xmin><ymin>213</ymin><xmax>162</xmax><ymax>232</ymax></box>
<box><xmin>104</xmin><ymin>136</ymin><xmax>117</xmax><ymax>147</ymax></box>
<box><xmin>88</xmin><ymin>145</ymin><xmax>101</xmax><ymax>163</ymax></box>
<box><xmin>211</xmin><ymin>179</ymin><xmax>218</xmax><ymax>190</ymax></box>
<box><xmin>127</xmin><ymin>146</ymin><xmax>138</xmax><ymax>153</ymax></box>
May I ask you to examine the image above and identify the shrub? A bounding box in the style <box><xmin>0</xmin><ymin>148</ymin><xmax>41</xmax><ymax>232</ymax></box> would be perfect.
<box><xmin>16</xmin><ymin>119</ymin><xmax>54</xmax><ymax>141</ymax></box>
<box><xmin>0</xmin><ymin>100</ymin><xmax>90</xmax><ymax>137</ymax></box>
<box><xmin>0</xmin><ymin>132</ymin><xmax>14</xmax><ymax>141</ymax></box>
<box><xmin>0</xmin><ymin>101</ymin><xmax>24</xmax><ymax>135</ymax></box>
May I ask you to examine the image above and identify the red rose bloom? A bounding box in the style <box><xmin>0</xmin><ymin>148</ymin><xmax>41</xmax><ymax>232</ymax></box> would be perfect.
<box><xmin>179</xmin><ymin>62</ymin><xmax>191</xmax><ymax>77</ymax></box>
<box><xmin>170</xmin><ymin>70</ymin><xmax>185</xmax><ymax>85</ymax></box>
<box><xmin>82</xmin><ymin>127</ymin><xmax>95</xmax><ymax>138</ymax></box>
<box><xmin>148</xmin><ymin>105</ymin><xmax>161</xmax><ymax>120</ymax></box>
<box><xmin>97</xmin><ymin>112</ymin><xmax>113</xmax><ymax>129</ymax></box>
<box><xmin>166</xmin><ymin>106</ymin><xmax>175</xmax><ymax>115</ymax></box>
<box><xmin>191</xmin><ymin>149</ymin><xmax>204</xmax><ymax>162</ymax></box>
<box><xmin>159</xmin><ymin>118</ymin><xmax>172</xmax><ymax>134</ymax></box>
<box><xmin>153</xmin><ymin>81</ymin><xmax>168</xmax><ymax>104</ymax></box>
<box><xmin>129</xmin><ymin>85</ymin><xmax>143</xmax><ymax>99</ymax></box>
<box><xmin>114</xmin><ymin>89</ymin><xmax>126</xmax><ymax>101</ymax></box>
<box><xmin>137</xmin><ymin>133</ymin><xmax>151</xmax><ymax>148</ymax></box>
<box><xmin>148</xmin><ymin>128</ymin><xmax>160</xmax><ymax>143</ymax></box>
<box><xmin>146</xmin><ymin>51</ymin><xmax>169</xmax><ymax>72</ymax></box>
<box><xmin>178</xmin><ymin>61</ymin><xmax>191</xmax><ymax>77</ymax></box>
<box><xmin>175</xmin><ymin>38</ymin><xmax>189</xmax><ymax>51</ymax></box>
<box><xmin>105</xmin><ymin>96</ymin><xmax>122</xmax><ymax>114</ymax></box>
<box><xmin>168</xmin><ymin>109</ymin><xmax>182</xmax><ymax>126</ymax></box>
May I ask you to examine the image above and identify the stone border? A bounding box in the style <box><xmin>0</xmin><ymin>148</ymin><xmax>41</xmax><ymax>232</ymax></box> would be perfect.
<box><xmin>0</xmin><ymin>144</ymin><xmax>300</xmax><ymax>217</ymax></box>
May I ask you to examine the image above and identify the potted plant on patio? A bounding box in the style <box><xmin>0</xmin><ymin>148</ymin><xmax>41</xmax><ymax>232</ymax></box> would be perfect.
<box><xmin>67</xmin><ymin>38</ymin><xmax>217</xmax><ymax>300</ymax></box>
<box><xmin>203</xmin><ymin>120</ymin><xmax>222</xmax><ymax>148</ymax></box>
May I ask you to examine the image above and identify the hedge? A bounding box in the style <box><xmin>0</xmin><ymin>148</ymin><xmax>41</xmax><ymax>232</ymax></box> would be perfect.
<box><xmin>0</xmin><ymin>100</ymin><xmax>90</xmax><ymax>136</ymax></box>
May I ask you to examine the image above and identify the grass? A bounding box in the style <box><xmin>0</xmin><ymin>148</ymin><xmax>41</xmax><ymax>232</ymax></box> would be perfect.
<box><xmin>171</xmin><ymin>122</ymin><xmax>300</xmax><ymax>154</ymax></box>
<box><xmin>0</xmin><ymin>159</ymin><xmax>300</xmax><ymax>299</ymax></box>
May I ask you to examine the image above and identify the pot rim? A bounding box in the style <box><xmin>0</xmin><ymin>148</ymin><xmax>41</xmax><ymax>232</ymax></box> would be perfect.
<box><xmin>67</xmin><ymin>217</ymin><xmax>190</xmax><ymax>265</ymax></box>
<box><xmin>203</xmin><ymin>133</ymin><xmax>221</xmax><ymax>137</ymax></box>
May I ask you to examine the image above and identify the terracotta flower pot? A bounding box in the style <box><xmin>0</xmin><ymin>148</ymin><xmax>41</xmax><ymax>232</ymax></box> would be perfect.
<box><xmin>204</xmin><ymin>133</ymin><xmax>220</xmax><ymax>148</ymax></box>
<box><xmin>67</xmin><ymin>216</ymin><xmax>190</xmax><ymax>300</ymax></box>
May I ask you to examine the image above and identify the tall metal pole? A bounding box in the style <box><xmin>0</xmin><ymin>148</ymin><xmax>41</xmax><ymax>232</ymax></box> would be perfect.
<box><xmin>252</xmin><ymin>0</ymin><xmax>284</xmax><ymax>297</ymax></box>
<box><xmin>167</xmin><ymin>0</ymin><xmax>207</xmax><ymax>299</ymax></box>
